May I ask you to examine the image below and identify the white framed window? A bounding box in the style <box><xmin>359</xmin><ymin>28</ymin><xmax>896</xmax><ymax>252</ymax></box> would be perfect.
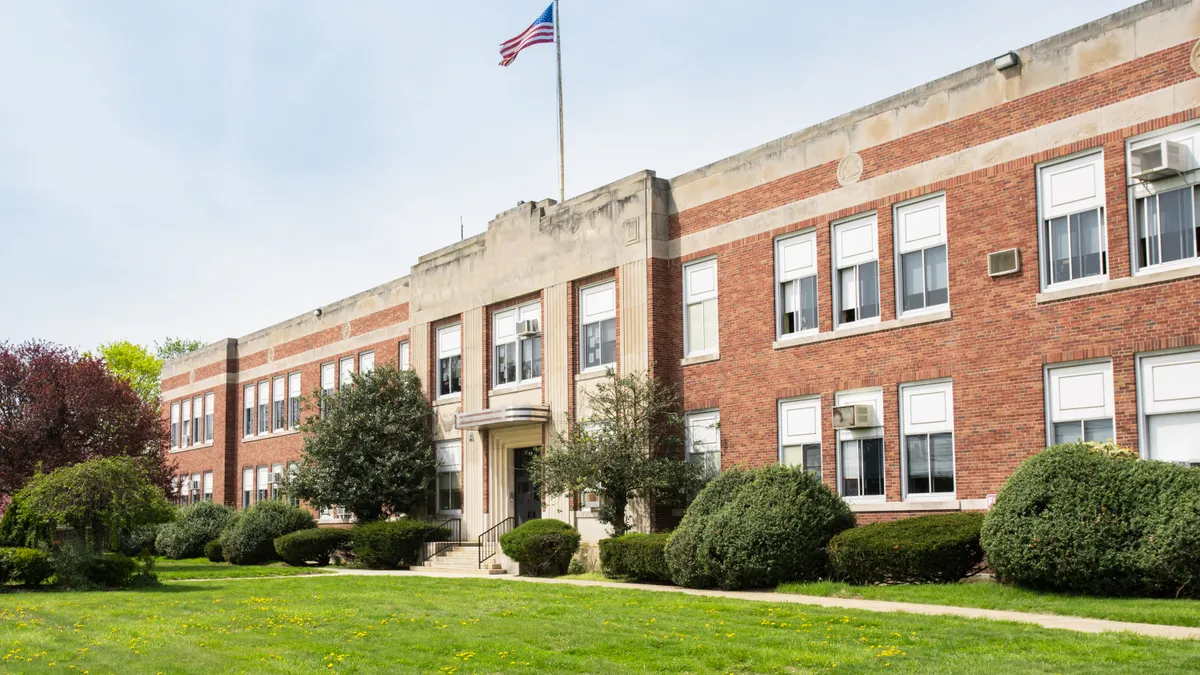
<box><xmin>320</xmin><ymin>362</ymin><xmax>335</xmax><ymax>415</ymax></box>
<box><xmin>202</xmin><ymin>471</ymin><xmax>214</xmax><ymax>502</ymax></box>
<box><xmin>243</xmin><ymin>384</ymin><xmax>255</xmax><ymax>437</ymax></box>
<box><xmin>685</xmin><ymin>409</ymin><xmax>721</xmax><ymax>478</ymax></box>
<box><xmin>257</xmin><ymin>381</ymin><xmax>269</xmax><ymax>434</ymax></box>
<box><xmin>776</xmin><ymin>231</ymin><xmax>818</xmax><ymax>338</ymax></box>
<box><xmin>256</xmin><ymin>465</ymin><xmax>269</xmax><ymax>502</ymax></box>
<box><xmin>359</xmin><ymin>350</ymin><xmax>375</xmax><ymax>375</ymax></box>
<box><xmin>1128</xmin><ymin>124</ymin><xmax>1200</xmax><ymax>274</ymax></box>
<box><xmin>436</xmin><ymin>440</ymin><xmax>463</xmax><ymax>512</ymax></box>
<box><xmin>339</xmin><ymin>356</ymin><xmax>354</xmax><ymax>391</ymax></box>
<box><xmin>288</xmin><ymin>372</ymin><xmax>301</xmax><ymax>428</ymax></box>
<box><xmin>181</xmin><ymin>398</ymin><xmax>192</xmax><ymax>447</ymax></box>
<box><xmin>242</xmin><ymin>467</ymin><xmax>253</xmax><ymax>507</ymax></box>
<box><xmin>286</xmin><ymin>462</ymin><xmax>300</xmax><ymax>506</ymax></box>
<box><xmin>832</xmin><ymin>215</ymin><xmax>880</xmax><ymax>327</ymax></box>
<box><xmin>779</xmin><ymin>396</ymin><xmax>821</xmax><ymax>474</ymax></box>
<box><xmin>190</xmin><ymin>472</ymin><xmax>201</xmax><ymax>504</ymax></box>
<box><xmin>580</xmin><ymin>281</ymin><xmax>617</xmax><ymax>371</ymax></box>
<box><xmin>900</xmin><ymin>380</ymin><xmax>955</xmax><ymax>498</ymax></box>
<box><xmin>170</xmin><ymin>402</ymin><xmax>180</xmax><ymax>449</ymax></box>
<box><xmin>1039</xmin><ymin>152</ymin><xmax>1107</xmax><ymax>288</ymax></box>
<box><xmin>270</xmin><ymin>463</ymin><xmax>283</xmax><ymax>500</ymax></box>
<box><xmin>836</xmin><ymin>388</ymin><xmax>884</xmax><ymax>499</ymax></box>
<box><xmin>398</xmin><ymin>341</ymin><xmax>410</xmax><ymax>370</ymax></box>
<box><xmin>272</xmin><ymin>376</ymin><xmax>286</xmax><ymax>432</ymax></box>
<box><xmin>203</xmin><ymin>392</ymin><xmax>214</xmax><ymax>443</ymax></box>
<box><xmin>175</xmin><ymin>475</ymin><xmax>187</xmax><ymax>505</ymax></box>
<box><xmin>494</xmin><ymin>302</ymin><xmax>542</xmax><ymax>388</ymax></box>
<box><xmin>1045</xmin><ymin>360</ymin><xmax>1114</xmax><ymax>445</ymax></box>
<box><xmin>437</xmin><ymin>324</ymin><xmax>462</xmax><ymax>397</ymax></box>
<box><xmin>191</xmin><ymin>396</ymin><xmax>202</xmax><ymax>446</ymax></box>
<box><xmin>683</xmin><ymin>258</ymin><xmax>719</xmax><ymax>356</ymax></box>
<box><xmin>895</xmin><ymin>195</ymin><xmax>949</xmax><ymax>314</ymax></box>
<box><xmin>1138</xmin><ymin>349</ymin><xmax>1200</xmax><ymax>466</ymax></box>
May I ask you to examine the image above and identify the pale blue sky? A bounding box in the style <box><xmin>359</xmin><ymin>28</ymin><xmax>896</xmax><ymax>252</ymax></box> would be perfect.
<box><xmin>0</xmin><ymin>0</ymin><xmax>1134</xmax><ymax>350</ymax></box>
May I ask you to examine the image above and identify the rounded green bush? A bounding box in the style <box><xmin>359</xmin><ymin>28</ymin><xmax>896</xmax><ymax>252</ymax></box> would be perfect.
<box><xmin>119</xmin><ymin>523</ymin><xmax>165</xmax><ymax>557</ymax></box>
<box><xmin>599</xmin><ymin>532</ymin><xmax>671</xmax><ymax>583</ymax></box>
<box><xmin>275</xmin><ymin>528</ymin><xmax>353</xmax><ymax>566</ymax></box>
<box><xmin>828</xmin><ymin>513</ymin><xmax>985</xmax><ymax>584</ymax></box>
<box><xmin>0</xmin><ymin>547</ymin><xmax>52</xmax><ymax>586</ymax></box>
<box><xmin>981</xmin><ymin>443</ymin><xmax>1200</xmax><ymax>597</ymax></box>
<box><xmin>665</xmin><ymin>465</ymin><xmax>855</xmax><ymax>589</ymax></box>
<box><xmin>499</xmin><ymin>518</ymin><xmax>580</xmax><ymax>577</ymax></box>
<box><xmin>221</xmin><ymin>501</ymin><xmax>316</xmax><ymax>565</ymax></box>
<box><xmin>156</xmin><ymin>502</ymin><xmax>235</xmax><ymax>559</ymax></box>
<box><xmin>85</xmin><ymin>553</ymin><xmax>138</xmax><ymax>588</ymax></box>
<box><xmin>204</xmin><ymin>540</ymin><xmax>224</xmax><ymax>563</ymax></box>
<box><xmin>350</xmin><ymin>520</ymin><xmax>449</xmax><ymax>569</ymax></box>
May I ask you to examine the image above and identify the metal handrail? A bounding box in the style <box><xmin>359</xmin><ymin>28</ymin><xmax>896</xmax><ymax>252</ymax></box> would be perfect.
<box><xmin>477</xmin><ymin>516</ymin><xmax>515</xmax><ymax>568</ymax></box>
<box><xmin>421</xmin><ymin>517</ymin><xmax>461</xmax><ymax>563</ymax></box>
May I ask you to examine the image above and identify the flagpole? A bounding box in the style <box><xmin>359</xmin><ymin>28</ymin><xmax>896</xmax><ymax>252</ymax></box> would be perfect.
<box><xmin>554</xmin><ymin>0</ymin><xmax>565</xmax><ymax>204</ymax></box>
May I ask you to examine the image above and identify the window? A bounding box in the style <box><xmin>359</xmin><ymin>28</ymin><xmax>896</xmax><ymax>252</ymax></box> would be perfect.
<box><xmin>493</xmin><ymin>302</ymin><xmax>542</xmax><ymax>387</ymax></box>
<box><xmin>779</xmin><ymin>397</ymin><xmax>821</xmax><ymax>474</ymax></box>
<box><xmin>437</xmin><ymin>324</ymin><xmax>462</xmax><ymax>397</ymax></box>
<box><xmin>177</xmin><ymin>476</ymin><xmax>188</xmax><ymax>506</ymax></box>
<box><xmin>1045</xmin><ymin>360</ymin><xmax>1114</xmax><ymax>445</ymax></box>
<box><xmin>202</xmin><ymin>471</ymin><xmax>213</xmax><ymax>502</ymax></box>
<box><xmin>190</xmin><ymin>472</ymin><xmax>201</xmax><ymax>504</ymax></box>
<box><xmin>398</xmin><ymin>341</ymin><xmax>410</xmax><ymax>370</ymax></box>
<box><xmin>1039</xmin><ymin>152</ymin><xmax>1107</xmax><ymax>286</ymax></box>
<box><xmin>320</xmin><ymin>362</ymin><xmax>335</xmax><ymax>415</ymax></box>
<box><xmin>833</xmin><ymin>215</ymin><xmax>880</xmax><ymax>326</ymax></box>
<box><xmin>1128</xmin><ymin>126</ymin><xmax>1200</xmax><ymax>273</ymax></box>
<box><xmin>192</xmin><ymin>396</ymin><xmax>202</xmax><ymax>445</ymax></box>
<box><xmin>836</xmin><ymin>389</ymin><xmax>884</xmax><ymax>498</ymax></box>
<box><xmin>580</xmin><ymin>281</ymin><xmax>617</xmax><ymax>371</ymax></box>
<box><xmin>170</xmin><ymin>402</ymin><xmax>180</xmax><ymax>449</ymax></box>
<box><xmin>776</xmin><ymin>232</ymin><xmax>818</xmax><ymax>337</ymax></box>
<box><xmin>204</xmin><ymin>392</ymin><xmax>214</xmax><ymax>443</ymax></box>
<box><xmin>256</xmin><ymin>466</ymin><xmax>269</xmax><ymax>502</ymax></box>
<box><xmin>685</xmin><ymin>410</ymin><xmax>721</xmax><ymax>478</ymax></box>
<box><xmin>895</xmin><ymin>195</ymin><xmax>949</xmax><ymax>313</ymax></box>
<box><xmin>272</xmin><ymin>376</ymin><xmax>286</xmax><ymax>432</ymax></box>
<box><xmin>683</xmin><ymin>258</ymin><xmax>718</xmax><ymax>356</ymax></box>
<box><xmin>901</xmin><ymin>380</ymin><xmax>955</xmax><ymax>497</ymax></box>
<box><xmin>257</xmin><ymin>381</ymin><xmax>269</xmax><ymax>434</ymax></box>
<box><xmin>242</xmin><ymin>467</ymin><xmax>253</xmax><ymax>507</ymax></box>
<box><xmin>1139</xmin><ymin>349</ymin><xmax>1200</xmax><ymax>466</ymax></box>
<box><xmin>181</xmin><ymin>398</ymin><xmax>192</xmax><ymax>447</ymax></box>
<box><xmin>359</xmin><ymin>350</ymin><xmax>375</xmax><ymax>375</ymax></box>
<box><xmin>288</xmin><ymin>372</ymin><xmax>301</xmax><ymax>429</ymax></box>
<box><xmin>243</xmin><ymin>384</ymin><xmax>255</xmax><ymax>437</ymax></box>
<box><xmin>339</xmin><ymin>356</ymin><xmax>354</xmax><ymax>391</ymax></box>
<box><xmin>436</xmin><ymin>441</ymin><xmax>463</xmax><ymax>512</ymax></box>
<box><xmin>286</xmin><ymin>462</ymin><xmax>300</xmax><ymax>506</ymax></box>
<box><xmin>271</xmin><ymin>463</ymin><xmax>284</xmax><ymax>500</ymax></box>
<box><xmin>1135</xmin><ymin>185</ymin><xmax>1200</xmax><ymax>269</ymax></box>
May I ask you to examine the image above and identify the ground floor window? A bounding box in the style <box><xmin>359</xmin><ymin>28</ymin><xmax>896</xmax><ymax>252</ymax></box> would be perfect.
<box><xmin>685</xmin><ymin>410</ymin><xmax>721</xmax><ymax>478</ymax></box>
<box><xmin>782</xmin><ymin>443</ymin><xmax>821</xmax><ymax>475</ymax></box>
<box><xmin>1140</xmin><ymin>350</ymin><xmax>1200</xmax><ymax>466</ymax></box>
<box><xmin>904</xmin><ymin>433</ymin><xmax>954</xmax><ymax>495</ymax></box>
<box><xmin>840</xmin><ymin>438</ymin><xmax>884</xmax><ymax>497</ymax></box>
<box><xmin>437</xmin><ymin>441</ymin><xmax>463</xmax><ymax>512</ymax></box>
<box><xmin>256</xmin><ymin>466</ymin><xmax>269</xmax><ymax>503</ymax></box>
<box><xmin>242</xmin><ymin>468</ymin><xmax>253</xmax><ymax>507</ymax></box>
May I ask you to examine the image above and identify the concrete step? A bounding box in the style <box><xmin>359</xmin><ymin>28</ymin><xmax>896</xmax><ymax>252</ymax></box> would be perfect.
<box><xmin>421</xmin><ymin>566</ymin><xmax>508</xmax><ymax>575</ymax></box>
<box><xmin>424</xmin><ymin>562</ymin><xmax>504</xmax><ymax>571</ymax></box>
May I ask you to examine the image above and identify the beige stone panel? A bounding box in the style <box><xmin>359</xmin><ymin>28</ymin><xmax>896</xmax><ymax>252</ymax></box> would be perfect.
<box><xmin>947</xmin><ymin>76</ymin><xmax>1006</xmax><ymax>120</ymax></box>
<box><xmin>1069</xmin><ymin>26</ymin><xmax>1136</xmax><ymax>80</ymax></box>
<box><xmin>803</xmin><ymin>130</ymin><xmax>850</xmax><ymax>168</ymax></box>
<box><xmin>896</xmin><ymin>91</ymin><xmax>950</xmax><ymax>137</ymax></box>
<box><xmin>574</xmin><ymin>372</ymin><xmax>608</xmax><ymax>422</ymax></box>
<box><xmin>849</xmin><ymin>110</ymin><xmax>898</xmax><ymax>151</ymax></box>
<box><xmin>543</xmin><ymin>282</ymin><xmax>570</xmax><ymax>433</ymax></box>
<box><xmin>1101</xmin><ymin>87</ymin><xmax>1174</xmax><ymax>133</ymax></box>
<box><xmin>488</xmin><ymin>384</ymin><xmax>544</xmax><ymax>409</ymax></box>
<box><xmin>619</xmin><ymin>259</ymin><xmax>649</xmax><ymax>374</ymax></box>
<box><xmin>1174</xmin><ymin>78</ymin><xmax>1200</xmax><ymax>111</ymax></box>
<box><xmin>431</xmin><ymin>401</ymin><xmax>459</xmax><ymax>442</ymax></box>
<box><xmin>461</xmin><ymin>430</ymin><xmax>483</xmax><ymax>538</ymax></box>
<box><xmin>1036</xmin><ymin>109</ymin><xmax>1104</xmax><ymax>150</ymax></box>
<box><xmin>462</xmin><ymin>309</ymin><xmax>483</xmax><ymax>413</ymax></box>
<box><xmin>1134</xmin><ymin>2</ymin><xmax>1200</xmax><ymax>57</ymax></box>
<box><xmin>411</xmin><ymin>322</ymin><xmax>429</xmax><ymax>393</ymax></box>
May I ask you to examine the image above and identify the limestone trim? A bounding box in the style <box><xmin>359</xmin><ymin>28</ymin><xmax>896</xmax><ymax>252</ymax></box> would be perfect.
<box><xmin>772</xmin><ymin>309</ymin><xmax>952</xmax><ymax>350</ymax></box>
<box><xmin>1035</xmin><ymin>260</ymin><xmax>1200</xmax><ymax>303</ymax></box>
<box><xmin>680</xmin><ymin>353</ymin><xmax>720</xmax><ymax>367</ymax></box>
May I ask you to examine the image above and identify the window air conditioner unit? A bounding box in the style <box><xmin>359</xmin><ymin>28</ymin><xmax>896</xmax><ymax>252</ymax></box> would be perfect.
<box><xmin>191</xmin><ymin>480</ymin><xmax>201</xmax><ymax>490</ymax></box>
<box><xmin>339</xmin><ymin>513</ymin><xmax>353</xmax><ymax>522</ymax></box>
<box><xmin>1130</xmin><ymin>140</ymin><xmax>1190</xmax><ymax>181</ymax></box>
<box><xmin>832</xmin><ymin>404</ymin><xmax>873</xmax><ymax>429</ymax></box>
<box><xmin>987</xmin><ymin>248</ymin><xmax>1021</xmax><ymax>277</ymax></box>
<box><xmin>516</xmin><ymin>319</ymin><xmax>540</xmax><ymax>337</ymax></box>
<box><xmin>269</xmin><ymin>472</ymin><xmax>282</xmax><ymax>485</ymax></box>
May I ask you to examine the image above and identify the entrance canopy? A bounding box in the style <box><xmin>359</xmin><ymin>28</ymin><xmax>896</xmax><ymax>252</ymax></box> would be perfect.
<box><xmin>455</xmin><ymin>405</ymin><xmax>552</xmax><ymax>430</ymax></box>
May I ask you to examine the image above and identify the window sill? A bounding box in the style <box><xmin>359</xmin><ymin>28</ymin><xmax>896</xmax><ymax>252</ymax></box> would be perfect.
<box><xmin>848</xmin><ymin>499</ymin><xmax>987</xmax><ymax>513</ymax></box>
<box><xmin>170</xmin><ymin>442</ymin><xmax>214</xmax><ymax>453</ymax></box>
<box><xmin>433</xmin><ymin>394</ymin><xmax>462</xmax><ymax>408</ymax></box>
<box><xmin>241</xmin><ymin>429</ymin><xmax>301</xmax><ymax>444</ymax></box>
<box><xmin>1036</xmin><ymin>264</ymin><xmax>1200</xmax><ymax>303</ymax></box>
<box><xmin>489</xmin><ymin>380</ymin><xmax>542</xmax><ymax>397</ymax></box>
<box><xmin>680</xmin><ymin>352</ymin><xmax>719</xmax><ymax>367</ymax></box>
<box><xmin>576</xmin><ymin>368</ymin><xmax>613</xmax><ymax>383</ymax></box>
<box><xmin>773</xmin><ymin>309</ymin><xmax>951</xmax><ymax>350</ymax></box>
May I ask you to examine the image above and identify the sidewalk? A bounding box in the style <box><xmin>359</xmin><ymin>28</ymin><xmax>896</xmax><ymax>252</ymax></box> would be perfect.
<box><xmin>329</xmin><ymin>567</ymin><xmax>1200</xmax><ymax>640</ymax></box>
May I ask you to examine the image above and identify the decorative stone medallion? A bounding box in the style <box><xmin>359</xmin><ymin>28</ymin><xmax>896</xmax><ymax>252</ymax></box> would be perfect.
<box><xmin>837</xmin><ymin>152</ymin><xmax>864</xmax><ymax>187</ymax></box>
<box><xmin>267</xmin><ymin>346</ymin><xmax>275</xmax><ymax>362</ymax></box>
<box><xmin>1191</xmin><ymin>40</ymin><xmax>1200</xmax><ymax>76</ymax></box>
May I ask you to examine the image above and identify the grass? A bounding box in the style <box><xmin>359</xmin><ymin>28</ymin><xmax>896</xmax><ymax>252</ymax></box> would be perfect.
<box><xmin>153</xmin><ymin>557</ymin><xmax>334</xmax><ymax>581</ymax></box>
<box><xmin>777</xmin><ymin>579</ymin><xmax>1200</xmax><ymax>628</ymax></box>
<box><xmin>556</xmin><ymin>572</ymin><xmax>623</xmax><ymax>583</ymax></box>
<box><xmin>0</xmin><ymin>575</ymin><xmax>1197</xmax><ymax>674</ymax></box>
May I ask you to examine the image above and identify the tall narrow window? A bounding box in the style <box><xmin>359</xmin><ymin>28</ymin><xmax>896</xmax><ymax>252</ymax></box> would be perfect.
<box><xmin>286</xmin><ymin>462</ymin><xmax>300</xmax><ymax>506</ymax></box>
<box><xmin>202</xmin><ymin>471</ymin><xmax>214</xmax><ymax>502</ymax></box>
<box><xmin>190</xmin><ymin>472</ymin><xmax>202</xmax><ymax>504</ymax></box>
<box><xmin>1040</xmin><ymin>152</ymin><xmax>1106</xmax><ymax>286</ymax></box>
<box><xmin>243</xmin><ymin>384</ymin><xmax>255</xmax><ymax>437</ymax></box>
<box><xmin>833</xmin><ymin>216</ymin><xmax>879</xmax><ymax>326</ymax></box>
<box><xmin>203</xmin><ymin>392</ymin><xmax>214</xmax><ymax>443</ymax></box>
<box><xmin>242</xmin><ymin>467</ymin><xmax>253</xmax><ymax>507</ymax></box>
<box><xmin>780</xmin><ymin>397</ymin><xmax>821</xmax><ymax>475</ymax></box>
<box><xmin>256</xmin><ymin>466</ymin><xmax>269</xmax><ymax>503</ymax></box>
<box><xmin>320</xmin><ymin>362</ymin><xmax>335</xmax><ymax>415</ymax></box>
<box><xmin>359</xmin><ymin>350</ymin><xmax>375</xmax><ymax>375</ymax></box>
<box><xmin>520</xmin><ymin>302</ymin><xmax>543</xmax><ymax>381</ymax></box>
<box><xmin>398</xmin><ymin>341</ymin><xmax>410</xmax><ymax>370</ymax></box>
<box><xmin>896</xmin><ymin>196</ymin><xmax>949</xmax><ymax>314</ymax></box>
<box><xmin>1139</xmin><ymin>349</ymin><xmax>1200</xmax><ymax>467</ymax></box>
<box><xmin>901</xmin><ymin>380</ymin><xmax>955</xmax><ymax>497</ymax></box>
<box><xmin>271</xmin><ymin>463</ymin><xmax>284</xmax><ymax>500</ymax></box>
<box><xmin>436</xmin><ymin>441</ymin><xmax>463</xmax><ymax>512</ymax></box>
<box><xmin>339</xmin><ymin>356</ymin><xmax>354</xmax><ymax>391</ymax></box>
<box><xmin>288</xmin><ymin>372</ymin><xmax>301</xmax><ymax>428</ymax></box>
<box><xmin>191</xmin><ymin>396</ymin><xmax>202</xmax><ymax>445</ymax></box>
<box><xmin>272</xmin><ymin>376</ymin><xmax>286</xmax><ymax>432</ymax></box>
<box><xmin>776</xmin><ymin>232</ymin><xmax>818</xmax><ymax>337</ymax></box>
<box><xmin>170</xmin><ymin>402</ymin><xmax>180</xmax><ymax>449</ymax></box>
<box><xmin>685</xmin><ymin>410</ymin><xmax>721</xmax><ymax>478</ymax></box>
<box><xmin>437</xmin><ymin>324</ymin><xmax>462</xmax><ymax>397</ymax></box>
<box><xmin>493</xmin><ymin>302</ymin><xmax>542</xmax><ymax>387</ymax></box>
<box><xmin>257</xmin><ymin>381</ymin><xmax>269</xmax><ymax>434</ymax></box>
<box><xmin>836</xmin><ymin>389</ymin><xmax>884</xmax><ymax>498</ymax></box>
<box><xmin>181</xmin><ymin>398</ymin><xmax>192</xmax><ymax>447</ymax></box>
<box><xmin>683</xmin><ymin>259</ymin><xmax>719</xmax><ymax>356</ymax></box>
<box><xmin>580</xmin><ymin>281</ymin><xmax>617</xmax><ymax>371</ymax></box>
<box><xmin>1046</xmin><ymin>360</ymin><xmax>1114</xmax><ymax>445</ymax></box>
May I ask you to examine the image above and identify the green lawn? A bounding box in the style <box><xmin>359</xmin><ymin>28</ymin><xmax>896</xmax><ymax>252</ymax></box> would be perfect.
<box><xmin>0</xmin><ymin>576</ymin><xmax>1196</xmax><ymax>674</ymax></box>
<box><xmin>154</xmin><ymin>557</ymin><xmax>334</xmax><ymax>581</ymax></box>
<box><xmin>778</xmin><ymin>579</ymin><xmax>1200</xmax><ymax>628</ymax></box>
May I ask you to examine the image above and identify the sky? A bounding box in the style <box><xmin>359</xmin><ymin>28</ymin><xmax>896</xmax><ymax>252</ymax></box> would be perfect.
<box><xmin>0</xmin><ymin>0</ymin><xmax>1136</xmax><ymax>352</ymax></box>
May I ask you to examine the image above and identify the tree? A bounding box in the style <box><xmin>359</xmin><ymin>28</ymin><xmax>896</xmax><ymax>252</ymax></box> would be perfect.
<box><xmin>18</xmin><ymin>456</ymin><xmax>176</xmax><ymax>553</ymax></box>
<box><xmin>529</xmin><ymin>370</ymin><xmax>704</xmax><ymax>536</ymax></box>
<box><xmin>96</xmin><ymin>341</ymin><xmax>162</xmax><ymax>403</ymax></box>
<box><xmin>155</xmin><ymin>337</ymin><xmax>203</xmax><ymax>362</ymax></box>
<box><xmin>0</xmin><ymin>340</ymin><xmax>174</xmax><ymax>498</ymax></box>
<box><xmin>285</xmin><ymin>363</ymin><xmax>436</xmax><ymax>522</ymax></box>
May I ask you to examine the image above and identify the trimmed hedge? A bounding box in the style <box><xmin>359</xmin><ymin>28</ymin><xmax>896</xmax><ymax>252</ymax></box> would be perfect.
<box><xmin>0</xmin><ymin>547</ymin><xmax>52</xmax><ymax>586</ymax></box>
<box><xmin>85</xmin><ymin>553</ymin><xmax>138</xmax><ymax>588</ymax></box>
<box><xmin>221</xmin><ymin>501</ymin><xmax>316</xmax><ymax>565</ymax></box>
<box><xmin>599</xmin><ymin>533</ymin><xmax>670</xmax><ymax>583</ymax></box>
<box><xmin>275</xmin><ymin>528</ymin><xmax>352</xmax><ymax>566</ymax></box>
<box><xmin>156</xmin><ymin>502</ymin><xmax>235</xmax><ymax>559</ymax></box>
<box><xmin>828</xmin><ymin>513</ymin><xmax>985</xmax><ymax>584</ymax></box>
<box><xmin>204</xmin><ymin>540</ymin><xmax>224</xmax><ymax>563</ymax></box>
<box><xmin>499</xmin><ymin>519</ymin><xmax>580</xmax><ymax>577</ymax></box>
<box><xmin>982</xmin><ymin>443</ymin><xmax>1200</xmax><ymax>597</ymax></box>
<box><xmin>350</xmin><ymin>520</ymin><xmax>449</xmax><ymax>569</ymax></box>
<box><xmin>665</xmin><ymin>465</ymin><xmax>855</xmax><ymax>589</ymax></box>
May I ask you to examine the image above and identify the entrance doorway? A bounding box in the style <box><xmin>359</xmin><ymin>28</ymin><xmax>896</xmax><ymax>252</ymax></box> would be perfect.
<box><xmin>513</xmin><ymin>447</ymin><xmax>542</xmax><ymax>525</ymax></box>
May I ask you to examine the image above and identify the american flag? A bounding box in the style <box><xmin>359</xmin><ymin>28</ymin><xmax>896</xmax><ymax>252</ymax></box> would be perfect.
<box><xmin>499</xmin><ymin>3</ymin><xmax>555</xmax><ymax>67</ymax></box>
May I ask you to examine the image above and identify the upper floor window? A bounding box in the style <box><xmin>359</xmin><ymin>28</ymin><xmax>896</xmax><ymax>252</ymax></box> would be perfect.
<box><xmin>1039</xmin><ymin>152</ymin><xmax>1106</xmax><ymax>288</ymax></box>
<box><xmin>437</xmin><ymin>324</ymin><xmax>462</xmax><ymax>397</ymax></box>
<box><xmin>181</xmin><ymin>398</ymin><xmax>192</xmax><ymax>447</ymax></box>
<box><xmin>359</xmin><ymin>350</ymin><xmax>375</xmax><ymax>375</ymax></box>
<box><xmin>494</xmin><ymin>302</ymin><xmax>542</xmax><ymax>388</ymax></box>
<box><xmin>203</xmin><ymin>392</ymin><xmax>214</xmax><ymax>443</ymax></box>
<box><xmin>683</xmin><ymin>258</ymin><xmax>718</xmax><ymax>356</ymax></box>
<box><xmin>836</xmin><ymin>388</ymin><xmax>884</xmax><ymax>499</ymax></box>
<box><xmin>776</xmin><ymin>232</ymin><xmax>818</xmax><ymax>338</ymax></box>
<box><xmin>170</xmin><ymin>402</ymin><xmax>180</xmax><ymax>449</ymax></box>
<box><xmin>1129</xmin><ymin>126</ymin><xmax>1200</xmax><ymax>273</ymax></box>
<box><xmin>1139</xmin><ymin>349</ymin><xmax>1200</xmax><ymax>467</ymax></box>
<box><xmin>685</xmin><ymin>409</ymin><xmax>721</xmax><ymax>479</ymax></box>
<box><xmin>1045</xmin><ymin>360</ymin><xmax>1114</xmax><ymax>445</ymax></box>
<box><xmin>398</xmin><ymin>341</ymin><xmax>410</xmax><ymax>370</ymax></box>
<box><xmin>900</xmin><ymin>380</ymin><xmax>955</xmax><ymax>498</ymax></box>
<box><xmin>580</xmin><ymin>281</ymin><xmax>617</xmax><ymax>371</ymax></box>
<box><xmin>320</xmin><ymin>362</ymin><xmax>335</xmax><ymax>414</ymax></box>
<box><xmin>272</xmin><ymin>376</ymin><xmax>286</xmax><ymax>432</ymax></box>
<box><xmin>895</xmin><ymin>195</ymin><xmax>949</xmax><ymax>314</ymax></box>
<box><xmin>191</xmin><ymin>396</ymin><xmax>202</xmax><ymax>445</ymax></box>
<box><xmin>339</xmin><ymin>356</ymin><xmax>354</xmax><ymax>391</ymax></box>
<box><xmin>833</xmin><ymin>215</ymin><xmax>880</xmax><ymax>327</ymax></box>
<box><xmin>257</xmin><ymin>381</ymin><xmax>269</xmax><ymax>434</ymax></box>
<box><xmin>243</xmin><ymin>384</ymin><xmax>255</xmax><ymax>437</ymax></box>
<box><xmin>779</xmin><ymin>396</ymin><xmax>821</xmax><ymax>475</ymax></box>
<box><xmin>288</xmin><ymin>372</ymin><xmax>301</xmax><ymax>428</ymax></box>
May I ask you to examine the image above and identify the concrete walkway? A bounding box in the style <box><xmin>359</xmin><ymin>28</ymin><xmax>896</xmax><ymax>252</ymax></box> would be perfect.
<box><xmin>328</xmin><ymin>567</ymin><xmax>1200</xmax><ymax>640</ymax></box>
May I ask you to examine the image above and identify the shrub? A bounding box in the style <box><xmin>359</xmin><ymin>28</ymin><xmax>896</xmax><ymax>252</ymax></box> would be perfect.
<box><xmin>665</xmin><ymin>465</ymin><xmax>855</xmax><ymax>589</ymax></box>
<box><xmin>275</xmin><ymin>528</ymin><xmax>353</xmax><ymax>566</ymax></box>
<box><xmin>0</xmin><ymin>547</ymin><xmax>52</xmax><ymax>586</ymax></box>
<box><xmin>221</xmin><ymin>501</ymin><xmax>315</xmax><ymax>565</ymax></box>
<box><xmin>827</xmin><ymin>513</ymin><xmax>985</xmax><ymax>585</ymax></box>
<box><xmin>204</xmin><ymin>540</ymin><xmax>224</xmax><ymax>563</ymax></box>
<box><xmin>350</xmin><ymin>520</ymin><xmax>448</xmax><ymax>569</ymax></box>
<box><xmin>0</xmin><ymin>497</ymin><xmax>54</xmax><ymax>549</ymax></box>
<box><xmin>49</xmin><ymin>542</ymin><xmax>93</xmax><ymax>589</ymax></box>
<box><xmin>500</xmin><ymin>519</ymin><xmax>581</xmax><ymax>577</ymax></box>
<box><xmin>599</xmin><ymin>533</ymin><xmax>671</xmax><ymax>583</ymax></box>
<box><xmin>566</xmin><ymin>558</ymin><xmax>585</xmax><ymax>576</ymax></box>
<box><xmin>982</xmin><ymin>443</ymin><xmax>1200</xmax><ymax>598</ymax></box>
<box><xmin>156</xmin><ymin>502</ymin><xmax>234</xmax><ymax>559</ymax></box>
<box><xmin>119</xmin><ymin>523</ymin><xmax>164</xmax><ymax>556</ymax></box>
<box><xmin>85</xmin><ymin>553</ymin><xmax>138</xmax><ymax>588</ymax></box>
